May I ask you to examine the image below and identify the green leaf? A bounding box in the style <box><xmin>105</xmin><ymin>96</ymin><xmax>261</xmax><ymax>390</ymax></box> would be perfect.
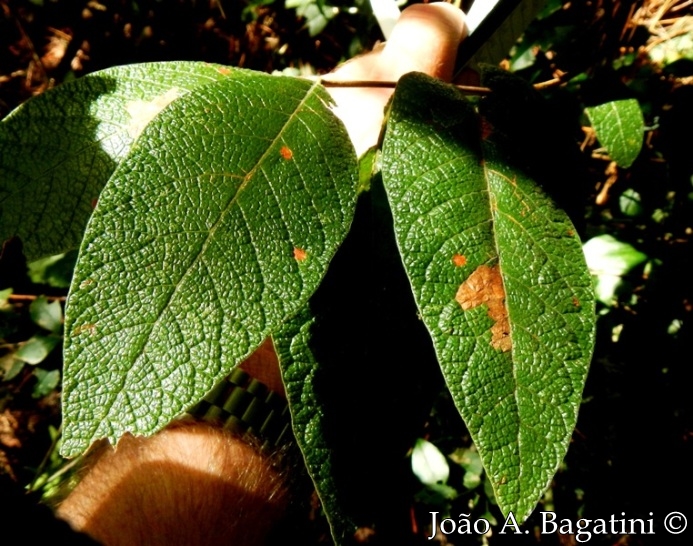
<box><xmin>619</xmin><ymin>188</ymin><xmax>644</xmax><ymax>217</ymax></box>
<box><xmin>33</xmin><ymin>368</ymin><xmax>61</xmax><ymax>399</ymax></box>
<box><xmin>16</xmin><ymin>335</ymin><xmax>60</xmax><ymax>365</ymax></box>
<box><xmin>30</xmin><ymin>296</ymin><xmax>63</xmax><ymax>333</ymax></box>
<box><xmin>61</xmin><ymin>73</ymin><xmax>357</xmax><ymax>457</ymax></box>
<box><xmin>28</xmin><ymin>251</ymin><xmax>78</xmax><ymax>289</ymax></box>
<box><xmin>381</xmin><ymin>73</ymin><xmax>595</xmax><ymax>521</ymax></box>
<box><xmin>585</xmin><ymin>99</ymin><xmax>644</xmax><ymax>168</ymax></box>
<box><xmin>0</xmin><ymin>288</ymin><xmax>11</xmax><ymax>307</ymax></box>
<box><xmin>582</xmin><ymin>234</ymin><xmax>647</xmax><ymax>305</ymax></box>
<box><xmin>411</xmin><ymin>438</ymin><xmax>450</xmax><ymax>486</ymax></box>
<box><xmin>0</xmin><ymin>61</ymin><xmax>247</xmax><ymax>261</ymax></box>
<box><xmin>1</xmin><ymin>356</ymin><xmax>25</xmax><ymax>382</ymax></box>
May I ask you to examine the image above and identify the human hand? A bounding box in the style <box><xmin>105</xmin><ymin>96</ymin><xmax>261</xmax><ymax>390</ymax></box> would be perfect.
<box><xmin>326</xmin><ymin>1</ymin><xmax>467</xmax><ymax>156</ymax></box>
<box><xmin>240</xmin><ymin>2</ymin><xmax>467</xmax><ymax>389</ymax></box>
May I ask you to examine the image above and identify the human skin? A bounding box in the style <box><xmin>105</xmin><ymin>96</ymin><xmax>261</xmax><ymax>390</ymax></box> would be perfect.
<box><xmin>57</xmin><ymin>5</ymin><xmax>466</xmax><ymax>545</ymax></box>
<box><xmin>57</xmin><ymin>420</ymin><xmax>289</xmax><ymax>546</ymax></box>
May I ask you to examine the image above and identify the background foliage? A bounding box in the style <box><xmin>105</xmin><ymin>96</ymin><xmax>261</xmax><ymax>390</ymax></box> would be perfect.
<box><xmin>1</xmin><ymin>0</ymin><xmax>692</xmax><ymax>544</ymax></box>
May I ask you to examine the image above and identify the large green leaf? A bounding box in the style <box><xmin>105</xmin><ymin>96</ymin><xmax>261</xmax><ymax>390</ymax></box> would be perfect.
<box><xmin>585</xmin><ymin>99</ymin><xmax>644</xmax><ymax>169</ymax></box>
<box><xmin>0</xmin><ymin>61</ymin><xmax>246</xmax><ymax>260</ymax></box>
<box><xmin>381</xmin><ymin>72</ymin><xmax>595</xmax><ymax>521</ymax></box>
<box><xmin>61</xmin><ymin>73</ymin><xmax>357</xmax><ymax>457</ymax></box>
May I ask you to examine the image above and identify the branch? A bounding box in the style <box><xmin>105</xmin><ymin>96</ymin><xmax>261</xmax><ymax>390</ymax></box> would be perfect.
<box><xmin>317</xmin><ymin>75</ymin><xmax>565</xmax><ymax>94</ymax></box>
<box><xmin>7</xmin><ymin>294</ymin><xmax>66</xmax><ymax>302</ymax></box>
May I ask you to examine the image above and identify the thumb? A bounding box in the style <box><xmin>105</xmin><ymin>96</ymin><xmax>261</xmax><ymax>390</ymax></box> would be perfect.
<box><xmin>327</xmin><ymin>2</ymin><xmax>466</xmax><ymax>156</ymax></box>
<box><xmin>377</xmin><ymin>2</ymin><xmax>466</xmax><ymax>82</ymax></box>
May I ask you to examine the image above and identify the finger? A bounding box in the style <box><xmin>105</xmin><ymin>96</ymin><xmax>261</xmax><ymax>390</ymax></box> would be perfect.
<box><xmin>327</xmin><ymin>3</ymin><xmax>466</xmax><ymax>156</ymax></box>
<box><xmin>377</xmin><ymin>2</ymin><xmax>467</xmax><ymax>82</ymax></box>
<box><xmin>332</xmin><ymin>2</ymin><xmax>467</xmax><ymax>82</ymax></box>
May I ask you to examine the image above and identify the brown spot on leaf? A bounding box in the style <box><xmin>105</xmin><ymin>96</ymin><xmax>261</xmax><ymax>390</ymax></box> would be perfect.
<box><xmin>293</xmin><ymin>247</ymin><xmax>307</xmax><ymax>261</ymax></box>
<box><xmin>572</xmin><ymin>296</ymin><xmax>580</xmax><ymax>308</ymax></box>
<box><xmin>73</xmin><ymin>323</ymin><xmax>96</xmax><ymax>336</ymax></box>
<box><xmin>217</xmin><ymin>67</ymin><xmax>232</xmax><ymax>75</ymax></box>
<box><xmin>280</xmin><ymin>146</ymin><xmax>293</xmax><ymax>160</ymax></box>
<box><xmin>455</xmin><ymin>264</ymin><xmax>511</xmax><ymax>352</ymax></box>
<box><xmin>452</xmin><ymin>254</ymin><xmax>467</xmax><ymax>267</ymax></box>
<box><xmin>566</xmin><ymin>229</ymin><xmax>575</xmax><ymax>237</ymax></box>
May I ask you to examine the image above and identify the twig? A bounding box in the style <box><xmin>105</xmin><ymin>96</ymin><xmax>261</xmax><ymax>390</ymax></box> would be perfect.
<box><xmin>317</xmin><ymin>78</ymin><xmax>492</xmax><ymax>94</ymax></box>
<box><xmin>533</xmin><ymin>76</ymin><xmax>565</xmax><ymax>90</ymax></box>
<box><xmin>671</xmin><ymin>0</ymin><xmax>693</xmax><ymax>12</ymax></box>
<box><xmin>317</xmin><ymin>75</ymin><xmax>565</xmax><ymax>94</ymax></box>
<box><xmin>7</xmin><ymin>294</ymin><xmax>66</xmax><ymax>303</ymax></box>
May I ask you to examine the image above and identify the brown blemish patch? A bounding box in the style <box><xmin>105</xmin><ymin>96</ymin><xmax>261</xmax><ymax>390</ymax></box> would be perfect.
<box><xmin>73</xmin><ymin>323</ymin><xmax>96</xmax><ymax>336</ymax></box>
<box><xmin>572</xmin><ymin>296</ymin><xmax>580</xmax><ymax>308</ymax></box>
<box><xmin>217</xmin><ymin>67</ymin><xmax>232</xmax><ymax>75</ymax></box>
<box><xmin>280</xmin><ymin>146</ymin><xmax>293</xmax><ymax>160</ymax></box>
<box><xmin>293</xmin><ymin>247</ymin><xmax>307</xmax><ymax>261</ymax></box>
<box><xmin>452</xmin><ymin>254</ymin><xmax>467</xmax><ymax>267</ymax></box>
<box><xmin>79</xmin><ymin>279</ymin><xmax>94</xmax><ymax>289</ymax></box>
<box><xmin>455</xmin><ymin>264</ymin><xmax>511</xmax><ymax>352</ymax></box>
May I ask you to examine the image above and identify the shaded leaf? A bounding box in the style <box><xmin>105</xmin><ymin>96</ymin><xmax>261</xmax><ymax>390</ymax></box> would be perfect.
<box><xmin>585</xmin><ymin>99</ymin><xmax>644</xmax><ymax>168</ymax></box>
<box><xmin>28</xmin><ymin>251</ymin><xmax>78</xmax><ymax>289</ymax></box>
<box><xmin>33</xmin><ymin>368</ymin><xmax>61</xmax><ymax>399</ymax></box>
<box><xmin>619</xmin><ymin>188</ymin><xmax>644</xmax><ymax>217</ymax></box>
<box><xmin>381</xmin><ymin>73</ymin><xmax>595</xmax><ymax>521</ymax></box>
<box><xmin>0</xmin><ymin>61</ymin><xmax>246</xmax><ymax>260</ymax></box>
<box><xmin>274</xmin><ymin>308</ymin><xmax>355</xmax><ymax>544</ymax></box>
<box><xmin>61</xmin><ymin>73</ymin><xmax>357</xmax><ymax>457</ymax></box>
<box><xmin>457</xmin><ymin>0</ymin><xmax>548</xmax><ymax>74</ymax></box>
<box><xmin>1</xmin><ymin>356</ymin><xmax>25</xmax><ymax>381</ymax></box>
<box><xmin>274</xmin><ymin>182</ymin><xmax>442</xmax><ymax>545</ymax></box>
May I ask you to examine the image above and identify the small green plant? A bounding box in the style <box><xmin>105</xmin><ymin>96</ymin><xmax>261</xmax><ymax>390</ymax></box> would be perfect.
<box><xmin>0</xmin><ymin>292</ymin><xmax>63</xmax><ymax>398</ymax></box>
<box><xmin>0</xmin><ymin>4</ymin><xmax>610</xmax><ymax>544</ymax></box>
